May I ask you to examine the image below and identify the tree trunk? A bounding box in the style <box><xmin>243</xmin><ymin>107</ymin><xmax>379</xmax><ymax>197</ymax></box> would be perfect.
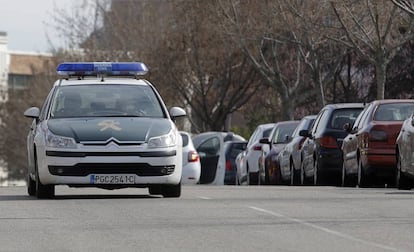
<box><xmin>376</xmin><ymin>63</ymin><xmax>386</xmax><ymax>100</ymax></box>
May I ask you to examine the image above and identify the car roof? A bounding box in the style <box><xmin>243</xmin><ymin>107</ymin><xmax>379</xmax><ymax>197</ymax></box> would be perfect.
<box><xmin>55</xmin><ymin>78</ymin><xmax>150</xmax><ymax>87</ymax></box>
<box><xmin>192</xmin><ymin>131</ymin><xmax>246</xmax><ymax>146</ymax></box>
<box><xmin>322</xmin><ymin>103</ymin><xmax>364</xmax><ymax>109</ymax></box>
<box><xmin>370</xmin><ymin>99</ymin><xmax>414</xmax><ymax>105</ymax></box>
<box><xmin>273</xmin><ymin>120</ymin><xmax>300</xmax><ymax>127</ymax></box>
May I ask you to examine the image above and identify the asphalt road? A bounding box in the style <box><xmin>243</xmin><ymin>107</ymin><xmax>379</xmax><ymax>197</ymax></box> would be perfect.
<box><xmin>0</xmin><ymin>185</ymin><xmax>413</xmax><ymax>252</ymax></box>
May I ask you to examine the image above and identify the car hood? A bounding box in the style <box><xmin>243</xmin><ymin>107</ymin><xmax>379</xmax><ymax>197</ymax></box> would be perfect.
<box><xmin>47</xmin><ymin>117</ymin><xmax>172</xmax><ymax>142</ymax></box>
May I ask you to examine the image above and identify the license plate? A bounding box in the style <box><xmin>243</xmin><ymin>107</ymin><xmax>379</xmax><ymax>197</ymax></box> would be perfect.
<box><xmin>90</xmin><ymin>174</ymin><xmax>136</xmax><ymax>184</ymax></box>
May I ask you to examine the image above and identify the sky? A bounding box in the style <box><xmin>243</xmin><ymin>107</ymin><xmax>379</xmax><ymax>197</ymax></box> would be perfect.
<box><xmin>0</xmin><ymin>0</ymin><xmax>72</xmax><ymax>53</ymax></box>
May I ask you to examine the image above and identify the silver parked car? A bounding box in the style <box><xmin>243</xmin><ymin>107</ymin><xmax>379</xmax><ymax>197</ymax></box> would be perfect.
<box><xmin>236</xmin><ymin>123</ymin><xmax>275</xmax><ymax>185</ymax></box>
<box><xmin>278</xmin><ymin>115</ymin><xmax>316</xmax><ymax>185</ymax></box>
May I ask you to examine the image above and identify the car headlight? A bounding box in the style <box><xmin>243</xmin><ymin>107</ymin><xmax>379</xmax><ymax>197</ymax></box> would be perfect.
<box><xmin>148</xmin><ymin>130</ymin><xmax>176</xmax><ymax>148</ymax></box>
<box><xmin>45</xmin><ymin>129</ymin><xmax>77</xmax><ymax>149</ymax></box>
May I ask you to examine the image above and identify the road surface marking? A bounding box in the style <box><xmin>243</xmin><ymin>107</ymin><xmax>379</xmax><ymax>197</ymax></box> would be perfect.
<box><xmin>249</xmin><ymin>206</ymin><xmax>403</xmax><ymax>252</ymax></box>
<box><xmin>197</xmin><ymin>196</ymin><xmax>212</xmax><ymax>200</ymax></box>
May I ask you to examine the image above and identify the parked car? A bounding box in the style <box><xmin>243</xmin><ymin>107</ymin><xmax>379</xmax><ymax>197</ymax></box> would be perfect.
<box><xmin>224</xmin><ymin>141</ymin><xmax>247</xmax><ymax>185</ymax></box>
<box><xmin>340</xmin><ymin>106</ymin><xmax>370</xmax><ymax>187</ymax></box>
<box><xmin>236</xmin><ymin>123</ymin><xmax>275</xmax><ymax>185</ymax></box>
<box><xmin>258</xmin><ymin>121</ymin><xmax>300</xmax><ymax>185</ymax></box>
<box><xmin>192</xmin><ymin>132</ymin><xmax>245</xmax><ymax>185</ymax></box>
<box><xmin>396</xmin><ymin>112</ymin><xmax>414</xmax><ymax>190</ymax></box>
<box><xmin>180</xmin><ymin>131</ymin><xmax>201</xmax><ymax>185</ymax></box>
<box><xmin>278</xmin><ymin>115</ymin><xmax>316</xmax><ymax>185</ymax></box>
<box><xmin>300</xmin><ymin>103</ymin><xmax>364</xmax><ymax>186</ymax></box>
<box><xmin>342</xmin><ymin>100</ymin><xmax>414</xmax><ymax>187</ymax></box>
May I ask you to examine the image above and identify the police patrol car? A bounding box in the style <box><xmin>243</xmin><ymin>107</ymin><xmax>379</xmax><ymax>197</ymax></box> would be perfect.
<box><xmin>24</xmin><ymin>62</ymin><xmax>186</xmax><ymax>198</ymax></box>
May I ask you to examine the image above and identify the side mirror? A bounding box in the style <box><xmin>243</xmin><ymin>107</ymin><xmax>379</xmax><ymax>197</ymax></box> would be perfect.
<box><xmin>24</xmin><ymin>107</ymin><xmax>40</xmax><ymax>118</ymax></box>
<box><xmin>169</xmin><ymin>107</ymin><xmax>186</xmax><ymax>120</ymax></box>
<box><xmin>299</xmin><ymin>129</ymin><xmax>310</xmax><ymax>138</ymax></box>
<box><xmin>259</xmin><ymin>138</ymin><xmax>270</xmax><ymax>144</ymax></box>
<box><xmin>411</xmin><ymin>116</ymin><xmax>414</xmax><ymax>127</ymax></box>
<box><xmin>343</xmin><ymin>123</ymin><xmax>351</xmax><ymax>133</ymax></box>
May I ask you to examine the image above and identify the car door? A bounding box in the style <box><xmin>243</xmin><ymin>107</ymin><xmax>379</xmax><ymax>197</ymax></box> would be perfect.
<box><xmin>342</xmin><ymin>105</ymin><xmax>370</xmax><ymax>175</ymax></box>
<box><xmin>400</xmin><ymin>114</ymin><xmax>414</xmax><ymax>176</ymax></box>
<box><xmin>196</xmin><ymin>134</ymin><xmax>225</xmax><ymax>185</ymax></box>
<box><xmin>302</xmin><ymin>109</ymin><xmax>326</xmax><ymax>177</ymax></box>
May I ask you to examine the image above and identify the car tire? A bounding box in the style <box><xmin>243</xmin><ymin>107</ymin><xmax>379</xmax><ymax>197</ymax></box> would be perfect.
<box><xmin>313</xmin><ymin>158</ymin><xmax>320</xmax><ymax>186</ymax></box>
<box><xmin>27</xmin><ymin>174</ymin><xmax>36</xmax><ymax>196</ymax></box>
<box><xmin>35</xmin><ymin>172</ymin><xmax>54</xmax><ymax>199</ymax></box>
<box><xmin>162</xmin><ymin>183</ymin><xmax>181</xmax><ymax>198</ymax></box>
<box><xmin>357</xmin><ymin>158</ymin><xmax>370</xmax><ymax>188</ymax></box>
<box><xmin>34</xmin><ymin>156</ymin><xmax>54</xmax><ymax>199</ymax></box>
<box><xmin>396</xmin><ymin>155</ymin><xmax>412</xmax><ymax>190</ymax></box>
<box><xmin>249</xmin><ymin>172</ymin><xmax>259</xmax><ymax>185</ymax></box>
<box><xmin>341</xmin><ymin>163</ymin><xmax>355</xmax><ymax>187</ymax></box>
<box><xmin>290</xmin><ymin>161</ymin><xmax>296</xmax><ymax>186</ymax></box>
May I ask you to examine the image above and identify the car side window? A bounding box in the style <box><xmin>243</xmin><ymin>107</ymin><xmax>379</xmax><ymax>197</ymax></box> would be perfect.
<box><xmin>312</xmin><ymin>110</ymin><xmax>326</xmax><ymax>135</ymax></box>
<box><xmin>197</xmin><ymin>137</ymin><xmax>220</xmax><ymax>157</ymax></box>
<box><xmin>352</xmin><ymin>105</ymin><xmax>370</xmax><ymax>131</ymax></box>
<box><xmin>39</xmin><ymin>88</ymin><xmax>55</xmax><ymax>121</ymax></box>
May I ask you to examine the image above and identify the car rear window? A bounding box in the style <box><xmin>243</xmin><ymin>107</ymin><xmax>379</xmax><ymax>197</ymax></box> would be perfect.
<box><xmin>227</xmin><ymin>143</ymin><xmax>246</xmax><ymax>159</ymax></box>
<box><xmin>374</xmin><ymin>103</ymin><xmax>414</xmax><ymax>121</ymax></box>
<box><xmin>329</xmin><ymin>108</ymin><xmax>363</xmax><ymax>129</ymax></box>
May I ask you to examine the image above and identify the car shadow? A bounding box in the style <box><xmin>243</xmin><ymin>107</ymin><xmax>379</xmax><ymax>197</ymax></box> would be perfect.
<box><xmin>0</xmin><ymin>194</ymin><xmax>161</xmax><ymax>201</ymax></box>
<box><xmin>385</xmin><ymin>191</ymin><xmax>414</xmax><ymax>195</ymax></box>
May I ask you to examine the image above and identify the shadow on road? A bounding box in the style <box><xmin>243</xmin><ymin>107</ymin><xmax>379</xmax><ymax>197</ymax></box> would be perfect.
<box><xmin>0</xmin><ymin>194</ymin><xmax>161</xmax><ymax>201</ymax></box>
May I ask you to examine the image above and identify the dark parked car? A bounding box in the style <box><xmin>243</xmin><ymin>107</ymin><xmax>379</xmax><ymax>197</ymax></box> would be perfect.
<box><xmin>342</xmin><ymin>100</ymin><xmax>414</xmax><ymax>187</ymax></box>
<box><xmin>258</xmin><ymin>121</ymin><xmax>300</xmax><ymax>185</ymax></box>
<box><xmin>224</xmin><ymin>141</ymin><xmax>247</xmax><ymax>185</ymax></box>
<box><xmin>300</xmin><ymin>103</ymin><xmax>364</xmax><ymax>185</ymax></box>
<box><xmin>278</xmin><ymin>115</ymin><xmax>316</xmax><ymax>185</ymax></box>
<box><xmin>192</xmin><ymin>132</ymin><xmax>245</xmax><ymax>185</ymax></box>
<box><xmin>396</xmin><ymin>112</ymin><xmax>414</xmax><ymax>190</ymax></box>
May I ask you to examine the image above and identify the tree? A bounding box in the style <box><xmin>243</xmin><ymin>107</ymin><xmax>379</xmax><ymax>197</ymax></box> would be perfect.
<box><xmin>220</xmin><ymin>0</ymin><xmax>349</xmax><ymax>119</ymax></box>
<box><xmin>331</xmin><ymin>0</ymin><xmax>414</xmax><ymax>100</ymax></box>
<box><xmin>392</xmin><ymin>0</ymin><xmax>414</xmax><ymax>15</ymax></box>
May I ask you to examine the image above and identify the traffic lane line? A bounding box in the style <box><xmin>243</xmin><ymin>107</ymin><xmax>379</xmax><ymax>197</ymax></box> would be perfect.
<box><xmin>248</xmin><ymin>206</ymin><xmax>404</xmax><ymax>252</ymax></box>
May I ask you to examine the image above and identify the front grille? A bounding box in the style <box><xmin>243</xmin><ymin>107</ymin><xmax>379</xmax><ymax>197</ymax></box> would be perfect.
<box><xmin>49</xmin><ymin>163</ymin><xmax>175</xmax><ymax>176</ymax></box>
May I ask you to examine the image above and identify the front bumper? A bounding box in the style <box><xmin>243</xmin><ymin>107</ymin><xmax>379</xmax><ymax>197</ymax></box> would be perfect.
<box><xmin>37</xmin><ymin>147</ymin><xmax>182</xmax><ymax>186</ymax></box>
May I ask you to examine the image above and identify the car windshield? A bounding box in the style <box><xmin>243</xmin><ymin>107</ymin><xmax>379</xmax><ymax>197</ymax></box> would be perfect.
<box><xmin>49</xmin><ymin>84</ymin><xmax>165</xmax><ymax>118</ymax></box>
<box><xmin>374</xmin><ymin>103</ymin><xmax>414</xmax><ymax>121</ymax></box>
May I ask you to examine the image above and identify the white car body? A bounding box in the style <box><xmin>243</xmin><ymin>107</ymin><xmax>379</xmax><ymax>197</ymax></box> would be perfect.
<box><xmin>237</xmin><ymin>123</ymin><xmax>275</xmax><ymax>184</ymax></box>
<box><xmin>180</xmin><ymin>131</ymin><xmax>201</xmax><ymax>184</ymax></box>
<box><xmin>24</xmin><ymin>62</ymin><xmax>186</xmax><ymax>198</ymax></box>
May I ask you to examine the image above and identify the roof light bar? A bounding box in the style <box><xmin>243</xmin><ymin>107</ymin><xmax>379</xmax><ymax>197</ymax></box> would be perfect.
<box><xmin>56</xmin><ymin>62</ymin><xmax>148</xmax><ymax>76</ymax></box>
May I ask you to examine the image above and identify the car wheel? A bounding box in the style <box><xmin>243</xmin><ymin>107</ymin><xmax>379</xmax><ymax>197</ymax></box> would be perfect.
<box><xmin>290</xmin><ymin>161</ymin><xmax>296</xmax><ymax>186</ymax></box>
<box><xmin>313</xmin><ymin>158</ymin><xmax>319</xmax><ymax>186</ymax></box>
<box><xmin>341</xmin><ymin>162</ymin><xmax>354</xmax><ymax>187</ymax></box>
<box><xmin>27</xmin><ymin>174</ymin><xmax>36</xmax><ymax>196</ymax></box>
<box><xmin>161</xmin><ymin>183</ymin><xmax>181</xmax><ymax>198</ymax></box>
<box><xmin>396</xmin><ymin>155</ymin><xmax>412</xmax><ymax>190</ymax></box>
<box><xmin>357</xmin><ymin>158</ymin><xmax>370</xmax><ymax>188</ymax></box>
<box><xmin>34</xmin><ymin>156</ymin><xmax>54</xmax><ymax>199</ymax></box>
<box><xmin>249</xmin><ymin>172</ymin><xmax>259</xmax><ymax>185</ymax></box>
